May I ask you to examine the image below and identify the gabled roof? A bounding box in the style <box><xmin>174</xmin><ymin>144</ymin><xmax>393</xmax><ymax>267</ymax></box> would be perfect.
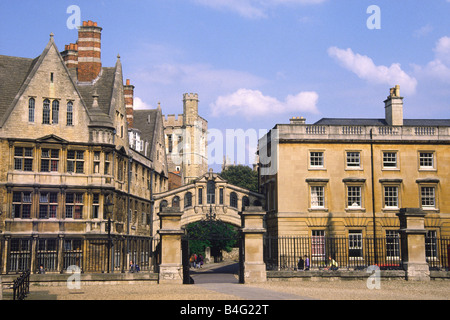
<box><xmin>0</xmin><ymin>35</ymin><xmax>94</xmax><ymax>127</ymax></box>
<box><xmin>0</xmin><ymin>35</ymin><xmax>122</xmax><ymax>129</ymax></box>
<box><xmin>132</xmin><ymin>107</ymin><xmax>169</xmax><ymax>175</ymax></box>
<box><xmin>0</xmin><ymin>55</ymin><xmax>39</xmax><ymax>124</ymax></box>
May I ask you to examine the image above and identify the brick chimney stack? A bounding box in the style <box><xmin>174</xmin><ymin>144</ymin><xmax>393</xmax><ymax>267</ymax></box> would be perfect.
<box><xmin>77</xmin><ymin>20</ymin><xmax>102</xmax><ymax>83</ymax></box>
<box><xmin>124</xmin><ymin>79</ymin><xmax>135</xmax><ymax>128</ymax></box>
<box><xmin>61</xmin><ymin>43</ymin><xmax>78</xmax><ymax>69</ymax></box>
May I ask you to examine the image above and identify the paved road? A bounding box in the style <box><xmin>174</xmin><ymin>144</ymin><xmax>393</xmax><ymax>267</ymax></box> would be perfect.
<box><xmin>190</xmin><ymin>262</ymin><xmax>314</xmax><ymax>300</ymax></box>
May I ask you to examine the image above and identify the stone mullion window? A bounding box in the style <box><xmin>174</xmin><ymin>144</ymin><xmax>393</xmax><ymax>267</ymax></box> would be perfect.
<box><xmin>67</xmin><ymin>150</ymin><xmax>85</xmax><ymax>174</ymax></box>
<box><xmin>65</xmin><ymin>192</ymin><xmax>84</xmax><ymax>219</ymax></box>
<box><xmin>41</xmin><ymin>149</ymin><xmax>60</xmax><ymax>172</ymax></box>
<box><xmin>66</xmin><ymin>101</ymin><xmax>74</xmax><ymax>126</ymax></box>
<box><xmin>12</xmin><ymin>191</ymin><xmax>33</xmax><ymax>219</ymax></box>
<box><xmin>13</xmin><ymin>146</ymin><xmax>34</xmax><ymax>172</ymax></box>
<box><xmin>28</xmin><ymin>97</ymin><xmax>35</xmax><ymax>122</ymax></box>
<box><xmin>39</xmin><ymin>192</ymin><xmax>58</xmax><ymax>219</ymax></box>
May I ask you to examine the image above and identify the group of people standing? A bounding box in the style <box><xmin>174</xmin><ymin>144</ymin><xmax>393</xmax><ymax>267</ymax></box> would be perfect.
<box><xmin>189</xmin><ymin>253</ymin><xmax>204</xmax><ymax>268</ymax></box>
<box><xmin>297</xmin><ymin>255</ymin><xmax>310</xmax><ymax>271</ymax></box>
<box><xmin>297</xmin><ymin>255</ymin><xmax>339</xmax><ymax>271</ymax></box>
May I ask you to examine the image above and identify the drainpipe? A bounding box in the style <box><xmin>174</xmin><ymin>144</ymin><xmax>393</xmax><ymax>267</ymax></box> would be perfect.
<box><xmin>370</xmin><ymin>129</ymin><xmax>378</xmax><ymax>265</ymax></box>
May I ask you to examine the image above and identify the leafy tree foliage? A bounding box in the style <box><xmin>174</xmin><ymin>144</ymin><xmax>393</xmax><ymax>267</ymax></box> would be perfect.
<box><xmin>186</xmin><ymin>220</ymin><xmax>238</xmax><ymax>255</ymax></box>
<box><xmin>220</xmin><ymin>164</ymin><xmax>258</xmax><ymax>192</ymax></box>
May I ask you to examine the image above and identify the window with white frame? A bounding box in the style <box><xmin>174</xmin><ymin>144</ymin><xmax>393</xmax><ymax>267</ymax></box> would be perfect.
<box><xmin>419</xmin><ymin>152</ymin><xmax>434</xmax><ymax>169</ymax></box>
<box><xmin>347</xmin><ymin>186</ymin><xmax>362</xmax><ymax>208</ymax></box>
<box><xmin>309</xmin><ymin>151</ymin><xmax>324</xmax><ymax>168</ymax></box>
<box><xmin>420</xmin><ymin>186</ymin><xmax>436</xmax><ymax>209</ymax></box>
<box><xmin>385</xmin><ymin>230</ymin><xmax>400</xmax><ymax>260</ymax></box>
<box><xmin>383</xmin><ymin>151</ymin><xmax>398</xmax><ymax>169</ymax></box>
<box><xmin>310</xmin><ymin>186</ymin><xmax>324</xmax><ymax>208</ymax></box>
<box><xmin>311</xmin><ymin>230</ymin><xmax>325</xmax><ymax>259</ymax></box>
<box><xmin>425</xmin><ymin>230</ymin><xmax>438</xmax><ymax>260</ymax></box>
<box><xmin>348</xmin><ymin>231</ymin><xmax>363</xmax><ymax>258</ymax></box>
<box><xmin>384</xmin><ymin>186</ymin><xmax>399</xmax><ymax>208</ymax></box>
<box><xmin>346</xmin><ymin>151</ymin><xmax>361</xmax><ymax>168</ymax></box>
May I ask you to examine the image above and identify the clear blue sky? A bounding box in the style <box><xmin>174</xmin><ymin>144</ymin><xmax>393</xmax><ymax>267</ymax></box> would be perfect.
<box><xmin>1</xmin><ymin>1</ymin><xmax>449</xmax><ymax>167</ymax></box>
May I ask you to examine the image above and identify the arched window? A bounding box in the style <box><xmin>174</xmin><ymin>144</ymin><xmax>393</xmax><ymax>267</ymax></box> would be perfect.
<box><xmin>230</xmin><ymin>192</ymin><xmax>238</xmax><ymax>208</ymax></box>
<box><xmin>184</xmin><ymin>192</ymin><xmax>192</xmax><ymax>208</ymax></box>
<box><xmin>159</xmin><ymin>200</ymin><xmax>168</xmax><ymax>211</ymax></box>
<box><xmin>28</xmin><ymin>98</ymin><xmax>35</xmax><ymax>122</ymax></box>
<box><xmin>43</xmin><ymin>99</ymin><xmax>50</xmax><ymax>124</ymax></box>
<box><xmin>52</xmin><ymin>100</ymin><xmax>59</xmax><ymax>124</ymax></box>
<box><xmin>172</xmin><ymin>196</ymin><xmax>180</xmax><ymax>208</ymax></box>
<box><xmin>207</xmin><ymin>180</ymin><xmax>215</xmax><ymax>204</ymax></box>
<box><xmin>242</xmin><ymin>196</ymin><xmax>250</xmax><ymax>210</ymax></box>
<box><xmin>67</xmin><ymin>101</ymin><xmax>73</xmax><ymax>126</ymax></box>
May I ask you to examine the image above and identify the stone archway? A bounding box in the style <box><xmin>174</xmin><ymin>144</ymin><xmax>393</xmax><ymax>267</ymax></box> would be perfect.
<box><xmin>157</xmin><ymin>205</ymin><xmax>267</xmax><ymax>284</ymax></box>
<box><xmin>153</xmin><ymin>171</ymin><xmax>266</xmax><ymax>284</ymax></box>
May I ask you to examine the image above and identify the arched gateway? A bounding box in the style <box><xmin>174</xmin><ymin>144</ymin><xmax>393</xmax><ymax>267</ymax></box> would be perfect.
<box><xmin>153</xmin><ymin>170</ymin><xmax>267</xmax><ymax>284</ymax></box>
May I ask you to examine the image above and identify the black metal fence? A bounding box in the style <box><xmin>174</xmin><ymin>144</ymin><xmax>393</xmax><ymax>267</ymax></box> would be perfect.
<box><xmin>0</xmin><ymin>236</ymin><xmax>160</xmax><ymax>274</ymax></box>
<box><xmin>13</xmin><ymin>270</ymin><xmax>30</xmax><ymax>300</ymax></box>
<box><xmin>264</xmin><ymin>235</ymin><xmax>450</xmax><ymax>271</ymax></box>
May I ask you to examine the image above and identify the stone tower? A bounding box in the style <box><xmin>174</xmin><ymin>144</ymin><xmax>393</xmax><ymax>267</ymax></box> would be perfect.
<box><xmin>163</xmin><ymin>93</ymin><xmax>208</xmax><ymax>186</ymax></box>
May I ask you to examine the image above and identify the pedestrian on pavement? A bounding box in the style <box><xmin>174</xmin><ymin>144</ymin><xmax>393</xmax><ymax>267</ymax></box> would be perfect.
<box><xmin>297</xmin><ymin>256</ymin><xmax>304</xmax><ymax>271</ymax></box>
<box><xmin>304</xmin><ymin>255</ymin><xmax>310</xmax><ymax>271</ymax></box>
<box><xmin>326</xmin><ymin>256</ymin><xmax>339</xmax><ymax>271</ymax></box>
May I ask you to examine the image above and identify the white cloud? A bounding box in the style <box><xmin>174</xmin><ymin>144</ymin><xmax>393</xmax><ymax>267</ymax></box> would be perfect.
<box><xmin>328</xmin><ymin>46</ymin><xmax>418</xmax><ymax>95</ymax></box>
<box><xmin>413</xmin><ymin>36</ymin><xmax>450</xmax><ymax>82</ymax></box>
<box><xmin>210</xmin><ymin>88</ymin><xmax>319</xmax><ymax>119</ymax></box>
<box><xmin>192</xmin><ymin>0</ymin><xmax>326</xmax><ymax>19</ymax></box>
<box><xmin>133</xmin><ymin>97</ymin><xmax>154</xmax><ymax>110</ymax></box>
<box><xmin>133</xmin><ymin>62</ymin><xmax>266</xmax><ymax>98</ymax></box>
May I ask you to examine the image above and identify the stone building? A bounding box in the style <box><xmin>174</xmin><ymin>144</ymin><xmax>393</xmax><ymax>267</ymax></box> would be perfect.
<box><xmin>0</xmin><ymin>21</ymin><xmax>168</xmax><ymax>273</ymax></box>
<box><xmin>259</xmin><ymin>85</ymin><xmax>450</xmax><ymax>245</ymax></box>
<box><xmin>163</xmin><ymin>93</ymin><xmax>208</xmax><ymax>186</ymax></box>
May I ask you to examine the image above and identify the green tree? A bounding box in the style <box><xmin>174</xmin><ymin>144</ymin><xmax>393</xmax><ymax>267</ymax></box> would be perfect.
<box><xmin>220</xmin><ymin>164</ymin><xmax>258</xmax><ymax>192</ymax></box>
<box><xmin>186</xmin><ymin>220</ymin><xmax>238</xmax><ymax>255</ymax></box>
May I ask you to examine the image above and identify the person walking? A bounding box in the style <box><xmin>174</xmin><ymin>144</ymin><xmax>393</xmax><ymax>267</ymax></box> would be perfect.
<box><xmin>304</xmin><ymin>255</ymin><xmax>310</xmax><ymax>271</ymax></box>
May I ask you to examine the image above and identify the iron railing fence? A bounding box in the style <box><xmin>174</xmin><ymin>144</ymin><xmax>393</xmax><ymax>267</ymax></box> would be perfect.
<box><xmin>426</xmin><ymin>236</ymin><xmax>450</xmax><ymax>270</ymax></box>
<box><xmin>13</xmin><ymin>270</ymin><xmax>30</xmax><ymax>300</ymax></box>
<box><xmin>265</xmin><ymin>235</ymin><xmax>450</xmax><ymax>271</ymax></box>
<box><xmin>0</xmin><ymin>236</ymin><xmax>160</xmax><ymax>274</ymax></box>
<box><xmin>264</xmin><ymin>236</ymin><xmax>405</xmax><ymax>271</ymax></box>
